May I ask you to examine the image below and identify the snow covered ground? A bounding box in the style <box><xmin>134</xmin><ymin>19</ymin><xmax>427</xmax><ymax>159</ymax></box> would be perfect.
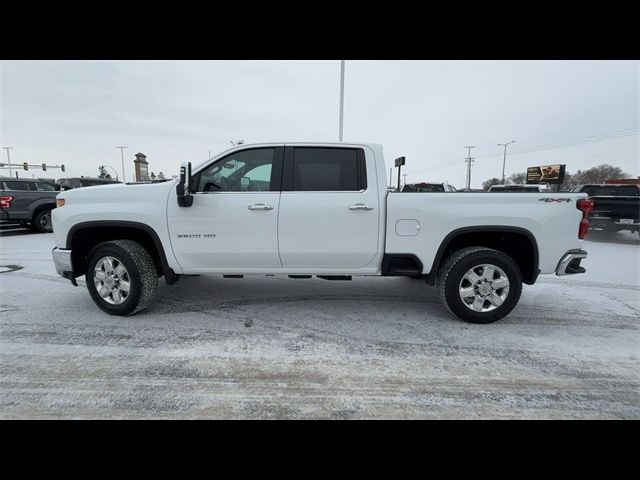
<box><xmin>1</xmin><ymin>227</ymin><xmax>638</xmax><ymax>419</ymax></box>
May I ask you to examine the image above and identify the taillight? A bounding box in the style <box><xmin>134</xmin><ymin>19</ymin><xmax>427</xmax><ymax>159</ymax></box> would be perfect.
<box><xmin>0</xmin><ymin>196</ymin><xmax>13</xmax><ymax>208</ymax></box>
<box><xmin>576</xmin><ymin>198</ymin><xmax>594</xmax><ymax>239</ymax></box>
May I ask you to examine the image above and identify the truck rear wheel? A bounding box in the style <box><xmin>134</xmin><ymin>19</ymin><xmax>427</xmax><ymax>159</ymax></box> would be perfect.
<box><xmin>86</xmin><ymin>240</ymin><xmax>158</xmax><ymax>316</ymax></box>
<box><xmin>32</xmin><ymin>209</ymin><xmax>53</xmax><ymax>233</ymax></box>
<box><xmin>437</xmin><ymin>247</ymin><xmax>522</xmax><ymax>324</ymax></box>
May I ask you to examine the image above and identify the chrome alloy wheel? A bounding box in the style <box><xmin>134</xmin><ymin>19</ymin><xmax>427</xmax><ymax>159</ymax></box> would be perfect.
<box><xmin>458</xmin><ymin>264</ymin><xmax>510</xmax><ymax>313</ymax></box>
<box><xmin>93</xmin><ymin>256</ymin><xmax>131</xmax><ymax>305</ymax></box>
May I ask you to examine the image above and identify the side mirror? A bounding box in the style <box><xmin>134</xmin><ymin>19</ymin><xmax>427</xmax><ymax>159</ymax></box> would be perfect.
<box><xmin>177</xmin><ymin>162</ymin><xmax>193</xmax><ymax>207</ymax></box>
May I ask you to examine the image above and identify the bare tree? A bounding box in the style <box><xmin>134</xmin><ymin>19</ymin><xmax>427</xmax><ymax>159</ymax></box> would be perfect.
<box><xmin>97</xmin><ymin>165</ymin><xmax>111</xmax><ymax>179</ymax></box>
<box><xmin>508</xmin><ymin>172</ymin><xmax>527</xmax><ymax>184</ymax></box>
<box><xmin>482</xmin><ymin>177</ymin><xmax>502</xmax><ymax>190</ymax></box>
<box><xmin>568</xmin><ymin>164</ymin><xmax>629</xmax><ymax>187</ymax></box>
<box><xmin>157</xmin><ymin>171</ymin><xmax>165</xmax><ymax>180</ymax></box>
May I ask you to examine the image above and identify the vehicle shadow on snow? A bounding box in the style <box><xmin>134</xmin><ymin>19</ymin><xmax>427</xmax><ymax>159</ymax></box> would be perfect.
<box><xmin>585</xmin><ymin>230</ymin><xmax>640</xmax><ymax>246</ymax></box>
<box><xmin>0</xmin><ymin>226</ymin><xmax>48</xmax><ymax>237</ymax></box>
<box><xmin>142</xmin><ymin>275</ymin><xmax>456</xmax><ymax>323</ymax></box>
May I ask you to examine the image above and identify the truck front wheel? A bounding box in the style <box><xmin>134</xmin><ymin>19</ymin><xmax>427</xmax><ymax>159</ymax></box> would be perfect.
<box><xmin>436</xmin><ymin>247</ymin><xmax>522</xmax><ymax>324</ymax></box>
<box><xmin>86</xmin><ymin>240</ymin><xmax>158</xmax><ymax>316</ymax></box>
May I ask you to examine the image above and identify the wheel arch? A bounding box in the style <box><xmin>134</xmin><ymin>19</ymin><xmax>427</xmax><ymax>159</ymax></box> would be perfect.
<box><xmin>66</xmin><ymin>221</ymin><xmax>179</xmax><ymax>284</ymax></box>
<box><xmin>426</xmin><ymin>226</ymin><xmax>540</xmax><ymax>286</ymax></box>
<box><xmin>31</xmin><ymin>201</ymin><xmax>56</xmax><ymax>220</ymax></box>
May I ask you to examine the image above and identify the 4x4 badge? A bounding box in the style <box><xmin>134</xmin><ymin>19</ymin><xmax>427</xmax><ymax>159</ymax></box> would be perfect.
<box><xmin>538</xmin><ymin>198</ymin><xmax>571</xmax><ymax>203</ymax></box>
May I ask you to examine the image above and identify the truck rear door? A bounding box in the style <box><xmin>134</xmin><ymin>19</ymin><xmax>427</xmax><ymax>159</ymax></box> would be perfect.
<box><xmin>277</xmin><ymin>146</ymin><xmax>380</xmax><ymax>269</ymax></box>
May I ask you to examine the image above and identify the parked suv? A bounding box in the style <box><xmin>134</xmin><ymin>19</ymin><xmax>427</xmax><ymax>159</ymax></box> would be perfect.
<box><xmin>0</xmin><ymin>178</ymin><xmax>59</xmax><ymax>232</ymax></box>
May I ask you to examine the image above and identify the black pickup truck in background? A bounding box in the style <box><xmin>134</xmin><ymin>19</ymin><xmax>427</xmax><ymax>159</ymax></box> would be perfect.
<box><xmin>0</xmin><ymin>178</ymin><xmax>59</xmax><ymax>232</ymax></box>
<box><xmin>571</xmin><ymin>184</ymin><xmax>640</xmax><ymax>236</ymax></box>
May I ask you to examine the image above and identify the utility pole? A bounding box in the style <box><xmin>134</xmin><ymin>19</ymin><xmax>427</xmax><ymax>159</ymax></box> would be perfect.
<box><xmin>2</xmin><ymin>147</ymin><xmax>14</xmax><ymax>177</ymax></box>
<box><xmin>464</xmin><ymin>146</ymin><xmax>476</xmax><ymax>190</ymax></box>
<box><xmin>497</xmin><ymin>140</ymin><xmax>516</xmax><ymax>184</ymax></box>
<box><xmin>339</xmin><ymin>60</ymin><xmax>345</xmax><ymax>142</ymax></box>
<box><xmin>116</xmin><ymin>146</ymin><xmax>127</xmax><ymax>182</ymax></box>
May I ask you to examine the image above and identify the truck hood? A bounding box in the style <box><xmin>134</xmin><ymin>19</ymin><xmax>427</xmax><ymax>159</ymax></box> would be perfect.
<box><xmin>57</xmin><ymin>180</ymin><xmax>178</xmax><ymax>204</ymax></box>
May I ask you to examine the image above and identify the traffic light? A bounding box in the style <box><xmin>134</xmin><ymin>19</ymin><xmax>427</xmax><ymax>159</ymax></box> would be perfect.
<box><xmin>61</xmin><ymin>164</ymin><xmax>65</xmax><ymax>172</ymax></box>
<box><xmin>23</xmin><ymin>162</ymin><xmax>28</xmax><ymax>171</ymax></box>
<box><xmin>42</xmin><ymin>163</ymin><xmax>47</xmax><ymax>171</ymax></box>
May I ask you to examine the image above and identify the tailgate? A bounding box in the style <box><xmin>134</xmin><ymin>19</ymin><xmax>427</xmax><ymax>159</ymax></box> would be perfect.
<box><xmin>590</xmin><ymin>196</ymin><xmax>640</xmax><ymax>220</ymax></box>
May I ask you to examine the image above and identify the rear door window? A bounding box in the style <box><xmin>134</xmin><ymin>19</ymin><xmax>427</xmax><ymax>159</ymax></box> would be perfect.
<box><xmin>3</xmin><ymin>181</ymin><xmax>31</xmax><ymax>191</ymax></box>
<box><xmin>290</xmin><ymin>147</ymin><xmax>365</xmax><ymax>191</ymax></box>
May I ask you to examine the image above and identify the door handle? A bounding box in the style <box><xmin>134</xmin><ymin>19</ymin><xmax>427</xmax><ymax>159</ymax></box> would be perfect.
<box><xmin>348</xmin><ymin>203</ymin><xmax>374</xmax><ymax>211</ymax></box>
<box><xmin>248</xmin><ymin>203</ymin><xmax>274</xmax><ymax>211</ymax></box>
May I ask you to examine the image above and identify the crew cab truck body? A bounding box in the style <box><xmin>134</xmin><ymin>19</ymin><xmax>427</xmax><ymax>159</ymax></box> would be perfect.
<box><xmin>52</xmin><ymin>142</ymin><xmax>591</xmax><ymax>323</ymax></box>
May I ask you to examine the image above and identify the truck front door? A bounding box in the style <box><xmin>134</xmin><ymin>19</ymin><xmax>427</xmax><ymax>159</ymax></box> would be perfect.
<box><xmin>167</xmin><ymin>146</ymin><xmax>284</xmax><ymax>271</ymax></box>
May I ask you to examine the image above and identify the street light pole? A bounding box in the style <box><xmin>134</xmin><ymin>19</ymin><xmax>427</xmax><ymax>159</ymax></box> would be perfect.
<box><xmin>116</xmin><ymin>146</ymin><xmax>127</xmax><ymax>182</ymax></box>
<box><xmin>339</xmin><ymin>60</ymin><xmax>345</xmax><ymax>142</ymax></box>
<box><xmin>2</xmin><ymin>147</ymin><xmax>14</xmax><ymax>178</ymax></box>
<box><xmin>497</xmin><ymin>140</ymin><xmax>516</xmax><ymax>184</ymax></box>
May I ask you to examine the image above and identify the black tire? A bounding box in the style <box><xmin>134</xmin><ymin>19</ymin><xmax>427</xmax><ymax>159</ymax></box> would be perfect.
<box><xmin>32</xmin><ymin>209</ymin><xmax>53</xmax><ymax>233</ymax></box>
<box><xmin>436</xmin><ymin>247</ymin><xmax>522</xmax><ymax>324</ymax></box>
<box><xmin>86</xmin><ymin>240</ymin><xmax>158</xmax><ymax>316</ymax></box>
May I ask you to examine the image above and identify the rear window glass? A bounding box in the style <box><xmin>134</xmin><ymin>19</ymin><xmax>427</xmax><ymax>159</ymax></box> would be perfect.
<box><xmin>35</xmin><ymin>182</ymin><xmax>56</xmax><ymax>191</ymax></box>
<box><xmin>293</xmin><ymin>148</ymin><xmax>363</xmax><ymax>191</ymax></box>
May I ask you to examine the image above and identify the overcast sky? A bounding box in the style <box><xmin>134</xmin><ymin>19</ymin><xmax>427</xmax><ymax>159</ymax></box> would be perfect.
<box><xmin>1</xmin><ymin>60</ymin><xmax>638</xmax><ymax>187</ymax></box>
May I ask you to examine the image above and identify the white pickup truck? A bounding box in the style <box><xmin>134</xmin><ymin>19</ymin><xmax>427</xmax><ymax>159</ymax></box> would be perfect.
<box><xmin>51</xmin><ymin>142</ymin><xmax>592</xmax><ymax>323</ymax></box>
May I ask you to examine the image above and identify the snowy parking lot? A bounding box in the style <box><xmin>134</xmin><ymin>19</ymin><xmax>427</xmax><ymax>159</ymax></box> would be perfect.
<box><xmin>1</xmin><ymin>227</ymin><xmax>638</xmax><ymax>419</ymax></box>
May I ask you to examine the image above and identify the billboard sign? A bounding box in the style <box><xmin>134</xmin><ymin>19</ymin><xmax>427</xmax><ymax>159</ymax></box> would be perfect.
<box><xmin>526</xmin><ymin>164</ymin><xmax>566</xmax><ymax>184</ymax></box>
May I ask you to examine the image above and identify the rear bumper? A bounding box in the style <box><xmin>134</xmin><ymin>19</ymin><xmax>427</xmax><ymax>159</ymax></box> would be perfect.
<box><xmin>556</xmin><ymin>249</ymin><xmax>588</xmax><ymax>276</ymax></box>
<box><xmin>52</xmin><ymin>247</ymin><xmax>77</xmax><ymax>285</ymax></box>
<box><xmin>589</xmin><ymin>216</ymin><xmax>640</xmax><ymax>231</ymax></box>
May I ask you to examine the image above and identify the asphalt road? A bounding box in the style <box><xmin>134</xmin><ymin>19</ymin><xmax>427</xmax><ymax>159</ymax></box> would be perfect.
<box><xmin>1</xmin><ymin>229</ymin><xmax>638</xmax><ymax>419</ymax></box>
